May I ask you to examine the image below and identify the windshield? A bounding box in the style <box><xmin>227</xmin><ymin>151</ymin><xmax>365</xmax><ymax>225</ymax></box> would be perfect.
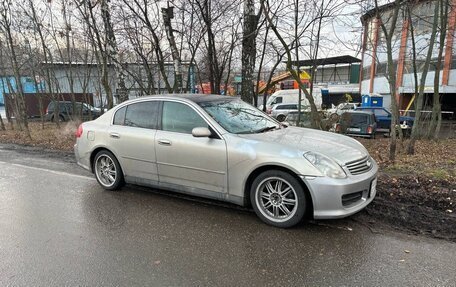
<box><xmin>341</xmin><ymin>113</ymin><xmax>369</xmax><ymax>127</ymax></box>
<box><xmin>199</xmin><ymin>99</ymin><xmax>280</xmax><ymax>134</ymax></box>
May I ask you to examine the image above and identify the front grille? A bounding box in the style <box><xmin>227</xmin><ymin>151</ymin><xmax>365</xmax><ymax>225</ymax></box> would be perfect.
<box><xmin>345</xmin><ymin>156</ymin><xmax>372</xmax><ymax>175</ymax></box>
<box><xmin>342</xmin><ymin>191</ymin><xmax>364</xmax><ymax>206</ymax></box>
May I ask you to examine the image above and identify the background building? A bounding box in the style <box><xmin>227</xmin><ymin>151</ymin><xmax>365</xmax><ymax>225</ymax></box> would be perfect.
<box><xmin>360</xmin><ymin>0</ymin><xmax>456</xmax><ymax>116</ymax></box>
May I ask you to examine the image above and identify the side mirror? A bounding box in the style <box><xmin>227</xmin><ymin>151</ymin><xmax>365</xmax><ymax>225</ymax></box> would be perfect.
<box><xmin>192</xmin><ymin>127</ymin><xmax>212</xmax><ymax>138</ymax></box>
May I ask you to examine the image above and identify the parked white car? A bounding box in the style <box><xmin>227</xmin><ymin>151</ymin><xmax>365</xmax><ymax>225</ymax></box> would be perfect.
<box><xmin>326</xmin><ymin>102</ymin><xmax>360</xmax><ymax>118</ymax></box>
<box><xmin>269</xmin><ymin>103</ymin><xmax>299</xmax><ymax>122</ymax></box>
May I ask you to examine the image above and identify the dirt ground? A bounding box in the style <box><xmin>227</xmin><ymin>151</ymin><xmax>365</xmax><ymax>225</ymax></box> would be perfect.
<box><xmin>1</xmin><ymin>121</ymin><xmax>455</xmax><ymax>241</ymax></box>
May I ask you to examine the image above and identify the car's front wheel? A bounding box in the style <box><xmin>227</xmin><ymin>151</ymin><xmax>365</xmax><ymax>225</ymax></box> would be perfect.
<box><xmin>93</xmin><ymin>150</ymin><xmax>124</xmax><ymax>190</ymax></box>
<box><xmin>276</xmin><ymin>114</ymin><xmax>286</xmax><ymax>122</ymax></box>
<box><xmin>250</xmin><ymin>170</ymin><xmax>307</xmax><ymax>228</ymax></box>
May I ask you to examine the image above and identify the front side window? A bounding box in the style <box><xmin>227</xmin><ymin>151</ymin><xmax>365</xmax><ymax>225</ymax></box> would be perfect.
<box><xmin>162</xmin><ymin>102</ymin><xmax>207</xmax><ymax>134</ymax></box>
<box><xmin>124</xmin><ymin>101</ymin><xmax>159</xmax><ymax>129</ymax></box>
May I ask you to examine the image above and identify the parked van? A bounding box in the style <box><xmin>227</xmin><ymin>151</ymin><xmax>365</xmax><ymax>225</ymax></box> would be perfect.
<box><xmin>262</xmin><ymin>88</ymin><xmax>322</xmax><ymax>112</ymax></box>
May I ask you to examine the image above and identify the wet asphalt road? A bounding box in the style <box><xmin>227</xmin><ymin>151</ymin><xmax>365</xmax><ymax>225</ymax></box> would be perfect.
<box><xmin>0</xmin><ymin>144</ymin><xmax>455</xmax><ymax>286</ymax></box>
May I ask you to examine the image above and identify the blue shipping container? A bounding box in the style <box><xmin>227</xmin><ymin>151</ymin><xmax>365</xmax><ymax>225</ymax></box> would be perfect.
<box><xmin>361</xmin><ymin>94</ymin><xmax>383</xmax><ymax>107</ymax></box>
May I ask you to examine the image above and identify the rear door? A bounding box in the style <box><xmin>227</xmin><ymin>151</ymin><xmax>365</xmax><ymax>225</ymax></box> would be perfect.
<box><xmin>155</xmin><ymin>101</ymin><xmax>228</xmax><ymax>193</ymax></box>
<box><xmin>107</xmin><ymin>101</ymin><xmax>160</xmax><ymax>183</ymax></box>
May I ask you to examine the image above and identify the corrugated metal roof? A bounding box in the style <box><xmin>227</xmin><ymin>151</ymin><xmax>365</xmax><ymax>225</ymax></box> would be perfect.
<box><xmin>289</xmin><ymin>55</ymin><xmax>361</xmax><ymax>67</ymax></box>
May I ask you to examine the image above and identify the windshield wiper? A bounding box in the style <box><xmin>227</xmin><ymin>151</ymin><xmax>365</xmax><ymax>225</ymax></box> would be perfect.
<box><xmin>254</xmin><ymin>125</ymin><xmax>279</xmax><ymax>133</ymax></box>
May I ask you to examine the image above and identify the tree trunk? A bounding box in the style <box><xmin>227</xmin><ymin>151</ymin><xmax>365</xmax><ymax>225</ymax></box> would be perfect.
<box><xmin>162</xmin><ymin>6</ymin><xmax>183</xmax><ymax>93</ymax></box>
<box><xmin>407</xmin><ymin>0</ymin><xmax>440</xmax><ymax>152</ymax></box>
<box><xmin>428</xmin><ymin>0</ymin><xmax>448</xmax><ymax>140</ymax></box>
<box><xmin>241</xmin><ymin>0</ymin><xmax>259</xmax><ymax>103</ymax></box>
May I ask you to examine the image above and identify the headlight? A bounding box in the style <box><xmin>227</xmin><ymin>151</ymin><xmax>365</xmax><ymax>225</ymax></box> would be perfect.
<box><xmin>304</xmin><ymin>151</ymin><xmax>347</xmax><ymax>179</ymax></box>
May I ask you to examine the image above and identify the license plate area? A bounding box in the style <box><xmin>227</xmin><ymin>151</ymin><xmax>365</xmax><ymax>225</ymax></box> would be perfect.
<box><xmin>347</xmin><ymin>127</ymin><xmax>361</xmax><ymax>132</ymax></box>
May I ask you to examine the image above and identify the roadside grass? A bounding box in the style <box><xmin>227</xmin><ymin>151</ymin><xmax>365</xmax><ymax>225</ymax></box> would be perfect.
<box><xmin>358</xmin><ymin>137</ymin><xmax>456</xmax><ymax>181</ymax></box>
<box><xmin>0</xmin><ymin>121</ymin><xmax>78</xmax><ymax>151</ymax></box>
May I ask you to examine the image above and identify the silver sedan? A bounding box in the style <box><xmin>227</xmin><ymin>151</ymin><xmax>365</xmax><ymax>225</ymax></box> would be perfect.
<box><xmin>74</xmin><ymin>94</ymin><xmax>377</xmax><ymax>228</ymax></box>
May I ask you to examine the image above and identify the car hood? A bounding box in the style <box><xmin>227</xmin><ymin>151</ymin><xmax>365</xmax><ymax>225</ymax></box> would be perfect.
<box><xmin>239</xmin><ymin>127</ymin><xmax>368</xmax><ymax>165</ymax></box>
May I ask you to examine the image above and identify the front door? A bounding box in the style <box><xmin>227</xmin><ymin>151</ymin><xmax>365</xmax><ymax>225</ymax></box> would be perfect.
<box><xmin>155</xmin><ymin>101</ymin><xmax>228</xmax><ymax>193</ymax></box>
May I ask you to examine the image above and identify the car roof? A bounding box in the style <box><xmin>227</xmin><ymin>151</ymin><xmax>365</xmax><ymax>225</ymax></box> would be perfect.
<box><xmin>133</xmin><ymin>94</ymin><xmax>235</xmax><ymax>104</ymax></box>
<box><xmin>356</xmin><ymin>106</ymin><xmax>385</xmax><ymax>109</ymax></box>
<box><xmin>342</xmin><ymin>110</ymin><xmax>374</xmax><ymax>115</ymax></box>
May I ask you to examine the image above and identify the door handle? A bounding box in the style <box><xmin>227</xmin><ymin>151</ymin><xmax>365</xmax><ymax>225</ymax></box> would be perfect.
<box><xmin>158</xmin><ymin>139</ymin><xmax>172</xmax><ymax>146</ymax></box>
<box><xmin>110</xmin><ymin>132</ymin><xmax>120</xmax><ymax>139</ymax></box>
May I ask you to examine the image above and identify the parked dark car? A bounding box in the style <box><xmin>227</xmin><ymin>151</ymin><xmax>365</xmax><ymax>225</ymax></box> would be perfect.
<box><xmin>355</xmin><ymin>106</ymin><xmax>414</xmax><ymax>132</ymax></box>
<box><xmin>335</xmin><ymin>111</ymin><xmax>377</xmax><ymax>139</ymax></box>
<box><xmin>45</xmin><ymin>101</ymin><xmax>102</xmax><ymax>122</ymax></box>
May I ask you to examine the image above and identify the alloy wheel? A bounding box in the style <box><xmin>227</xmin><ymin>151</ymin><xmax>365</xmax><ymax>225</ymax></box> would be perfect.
<box><xmin>95</xmin><ymin>154</ymin><xmax>117</xmax><ymax>187</ymax></box>
<box><xmin>256</xmin><ymin>177</ymin><xmax>298</xmax><ymax>223</ymax></box>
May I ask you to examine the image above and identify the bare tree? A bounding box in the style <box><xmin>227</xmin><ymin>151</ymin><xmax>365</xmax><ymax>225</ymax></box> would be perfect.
<box><xmin>120</xmin><ymin>0</ymin><xmax>173</xmax><ymax>93</ymax></box>
<box><xmin>406</xmin><ymin>0</ymin><xmax>440</xmax><ymax>154</ymax></box>
<box><xmin>427</xmin><ymin>0</ymin><xmax>450</xmax><ymax>139</ymax></box>
<box><xmin>0</xmin><ymin>0</ymin><xmax>31</xmax><ymax>139</ymax></box>
<box><xmin>262</xmin><ymin>0</ymin><xmax>322</xmax><ymax>128</ymax></box>
<box><xmin>373</xmin><ymin>0</ymin><xmax>402</xmax><ymax>161</ymax></box>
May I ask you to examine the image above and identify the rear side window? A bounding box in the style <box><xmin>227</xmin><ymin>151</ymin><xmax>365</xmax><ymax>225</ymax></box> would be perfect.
<box><xmin>124</xmin><ymin>101</ymin><xmax>159</xmax><ymax>129</ymax></box>
<box><xmin>113</xmin><ymin>107</ymin><xmax>126</xmax><ymax>125</ymax></box>
<box><xmin>162</xmin><ymin>102</ymin><xmax>207</xmax><ymax>134</ymax></box>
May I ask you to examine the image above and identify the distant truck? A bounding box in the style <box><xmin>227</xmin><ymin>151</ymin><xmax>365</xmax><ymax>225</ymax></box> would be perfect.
<box><xmin>261</xmin><ymin>88</ymin><xmax>322</xmax><ymax>112</ymax></box>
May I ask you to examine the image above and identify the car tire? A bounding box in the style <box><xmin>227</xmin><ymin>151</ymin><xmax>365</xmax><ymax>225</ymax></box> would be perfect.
<box><xmin>277</xmin><ymin>114</ymin><xmax>286</xmax><ymax>122</ymax></box>
<box><xmin>52</xmin><ymin>115</ymin><xmax>65</xmax><ymax>122</ymax></box>
<box><xmin>250</xmin><ymin>170</ymin><xmax>307</xmax><ymax>228</ymax></box>
<box><xmin>329</xmin><ymin>113</ymin><xmax>339</xmax><ymax>121</ymax></box>
<box><xmin>93</xmin><ymin>150</ymin><xmax>124</xmax><ymax>190</ymax></box>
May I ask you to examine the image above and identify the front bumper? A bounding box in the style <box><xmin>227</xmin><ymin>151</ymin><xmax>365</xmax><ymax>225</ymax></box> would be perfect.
<box><xmin>301</xmin><ymin>160</ymin><xmax>378</xmax><ymax>219</ymax></box>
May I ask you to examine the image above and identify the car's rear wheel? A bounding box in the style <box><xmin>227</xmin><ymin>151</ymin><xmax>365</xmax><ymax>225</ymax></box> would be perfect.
<box><xmin>94</xmin><ymin>150</ymin><xmax>124</xmax><ymax>190</ymax></box>
<box><xmin>277</xmin><ymin>114</ymin><xmax>286</xmax><ymax>122</ymax></box>
<box><xmin>250</xmin><ymin>170</ymin><xmax>307</xmax><ymax>228</ymax></box>
<box><xmin>52</xmin><ymin>115</ymin><xmax>65</xmax><ymax>122</ymax></box>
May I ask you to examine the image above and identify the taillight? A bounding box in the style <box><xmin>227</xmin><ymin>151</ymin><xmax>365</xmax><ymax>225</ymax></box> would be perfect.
<box><xmin>267</xmin><ymin>108</ymin><xmax>272</xmax><ymax>114</ymax></box>
<box><xmin>335</xmin><ymin>124</ymin><xmax>341</xmax><ymax>133</ymax></box>
<box><xmin>367</xmin><ymin>125</ymin><xmax>373</xmax><ymax>134</ymax></box>
<box><xmin>45</xmin><ymin>107</ymin><xmax>48</xmax><ymax>114</ymax></box>
<box><xmin>75</xmin><ymin>124</ymin><xmax>83</xmax><ymax>138</ymax></box>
